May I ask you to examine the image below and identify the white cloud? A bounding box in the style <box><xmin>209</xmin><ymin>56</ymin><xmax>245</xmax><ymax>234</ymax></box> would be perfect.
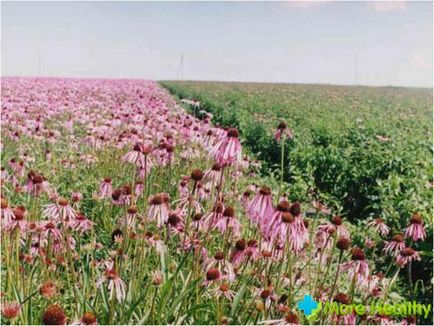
<box><xmin>370</xmin><ymin>1</ymin><xmax>407</xmax><ymax>12</ymax></box>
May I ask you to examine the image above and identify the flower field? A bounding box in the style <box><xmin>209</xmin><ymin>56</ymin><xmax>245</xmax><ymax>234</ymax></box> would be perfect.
<box><xmin>1</xmin><ymin>77</ymin><xmax>432</xmax><ymax>325</ymax></box>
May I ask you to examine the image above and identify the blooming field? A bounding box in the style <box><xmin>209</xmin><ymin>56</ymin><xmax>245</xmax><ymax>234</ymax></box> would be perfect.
<box><xmin>1</xmin><ymin>78</ymin><xmax>431</xmax><ymax>325</ymax></box>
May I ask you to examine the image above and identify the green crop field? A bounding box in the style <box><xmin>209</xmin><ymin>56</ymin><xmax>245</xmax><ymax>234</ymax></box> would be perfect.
<box><xmin>161</xmin><ymin>81</ymin><xmax>432</xmax><ymax>225</ymax></box>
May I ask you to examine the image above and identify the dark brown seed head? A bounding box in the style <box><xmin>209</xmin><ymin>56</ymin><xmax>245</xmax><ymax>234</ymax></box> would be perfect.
<box><xmin>285</xmin><ymin>312</ymin><xmax>299</xmax><ymax>324</ymax></box>
<box><xmin>111</xmin><ymin>189</ymin><xmax>122</xmax><ymax>200</ymax></box>
<box><xmin>332</xmin><ymin>216</ymin><xmax>342</xmax><ymax>226</ymax></box>
<box><xmin>235</xmin><ymin>239</ymin><xmax>247</xmax><ymax>251</ymax></box>
<box><xmin>13</xmin><ymin>208</ymin><xmax>25</xmax><ymax>220</ymax></box>
<box><xmin>410</xmin><ymin>213</ymin><xmax>423</xmax><ymax>225</ymax></box>
<box><xmin>111</xmin><ymin>229</ymin><xmax>123</xmax><ymax>242</ymax></box>
<box><xmin>57</xmin><ymin>198</ymin><xmax>68</xmax><ymax>206</ymax></box>
<box><xmin>165</xmin><ymin>144</ymin><xmax>174</xmax><ymax>153</ymax></box>
<box><xmin>33</xmin><ymin>175</ymin><xmax>44</xmax><ymax>184</ymax></box>
<box><xmin>206</xmin><ymin>268</ymin><xmax>220</xmax><ymax>281</ymax></box>
<box><xmin>276</xmin><ymin>201</ymin><xmax>290</xmax><ymax>212</ymax></box>
<box><xmin>351</xmin><ymin>248</ymin><xmax>365</xmax><ymax>261</ymax></box>
<box><xmin>247</xmin><ymin>239</ymin><xmax>257</xmax><ymax>247</ymax></box>
<box><xmin>260</xmin><ymin>289</ymin><xmax>271</xmax><ymax>299</ymax></box>
<box><xmin>133</xmin><ymin>143</ymin><xmax>142</xmax><ymax>152</ymax></box>
<box><xmin>127</xmin><ymin>206</ymin><xmax>137</xmax><ymax>214</ymax></box>
<box><xmin>334</xmin><ymin>293</ymin><xmax>350</xmax><ymax>305</ymax></box>
<box><xmin>259</xmin><ymin>186</ymin><xmax>272</xmax><ymax>196</ymax></box>
<box><xmin>168</xmin><ymin>213</ymin><xmax>180</xmax><ymax>225</ymax></box>
<box><xmin>42</xmin><ymin>304</ymin><xmax>66</xmax><ymax>325</ymax></box>
<box><xmin>289</xmin><ymin>202</ymin><xmax>301</xmax><ymax>216</ymax></box>
<box><xmin>277</xmin><ymin>121</ymin><xmax>287</xmax><ymax>130</ymax></box>
<box><xmin>402</xmin><ymin>247</ymin><xmax>416</xmax><ymax>257</ymax></box>
<box><xmin>223</xmin><ymin>207</ymin><xmax>235</xmax><ymax>217</ymax></box>
<box><xmin>214</xmin><ymin>251</ymin><xmax>225</xmax><ymax>260</ymax></box>
<box><xmin>336</xmin><ymin>237</ymin><xmax>351</xmax><ymax>250</ymax></box>
<box><xmin>212</xmin><ymin>163</ymin><xmax>222</xmax><ymax>171</ymax></box>
<box><xmin>193</xmin><ymin>213</ymin><xmax>203</xmax><ymax>221</ymax></box>
<box><xmin>214</xmin><ymin>202</ymin><xmax>224</xmax><ymax>214</ymax></box>
<box><xmin>191</xmin><ymin>169</ymin><xmax>203</xmax><ymax>181</ymax></box>
<box><xmin>121</xmin><ymin>184</ymin><xmax>132</xmax><ymax>195</ymax></box>
<box><xmin>103</xmin><ymin>177</ymin><xmax>112</xmax><ymax>183</ymax></box>
<box><xmin>281</xmin><ymin>212</ymin><xmax>295</xmax><ymax>224</ymax></box>
<box><xmin>227</xmin><ymin>128</ymin><xmax>239</xmax><ymax>138</ymax></box>
<box><xmin>150</xmin><ymin>195</ymin><xmax>163</xmax><ymax>205</ymax></box>
<box><xmin>219</xmin><ymin>283</ymin><xmax>230</xmax><ymax>292</ymax></box>
<box><xmin>392</xmin><ymin>234</ymin><xmax>404</xmax><ymax>242</ymax></box>
<box><xmin>80</xmin><ymin>312</ymin><xmax>97</xmax><ymax>325</ymax></box>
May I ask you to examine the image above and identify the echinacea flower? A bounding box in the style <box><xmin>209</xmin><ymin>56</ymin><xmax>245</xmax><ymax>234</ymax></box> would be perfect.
<box><xmin>367</xmin><ymin>218</ymin><xmax>390</xmax><ymax>236</ymax></box>
<box><xmin>43</xmin><ymin>198</ymin><xmax>76</xmax><ymax>222</ymax></box>
<box><xmin>230</xmin><ymin>239</ymin><xmax>248</xmax><ymax>266</ymax></box>
<box><xmin>68</xmin><ymin>212</ymin><xmax>93</xmax><ymax>234</ymax></box>
<box><xmin>210</xmin><ymin>128</ymin><xmax>242</xmax><ymax>166</ymax></box>
<box><xmin>123</xmin><ymin>143</ymin><xmax>146</xmax><ymax>167</ymax></box>
<box><xmin>318</xmin><ymin>216</ymin><xmax>350</xmax><ymax>239</ymax></box>
<box><xmin>396</xmin><ymin>247</ymin><xmax>421</xmax><ymax>267</ymax></box>
<box><xmin>341</xmin><ymin>248</ymin><xmax>369</xmax><ymax>286</ymax></box>
<box><xmin>262</xmin><ymin>312</ymin><xmax>299</xmax><ymax>325</ymax></box>
<box><xmin>1</xmin><ymin>301</ymin><xmax>21</xmax><ymax>319</ymax></box>
<box><xmin>274</xmin><ymin>121</ymin><xmax>293</xmax><ymax>142</ymax></box>
<box><xmin>205</xmin><ymin>251</ymin><xmax>236</xmax><ymax>282</ymax></box>
<box><xmin>211</xmin><ymin>283</ymin><xmax>236</xmax><ymax>301</ymax></box>
<box><xmin>214</xmin><ymin>207</ymin><xmax>242</xmax><ymax>237</ymax></box>
<box><xmin>1</xmin><ymin>198</ymin><xmax>14</xmax><ymax>223</ymax></box>
<box><xmin>24</xmin><ymin>170</ymin><xmax>47</xmax><ymax>197</ymax></box>
<box><xmin>121</xmin><ymin>206</ymin><xmax>140</xmax><ymax>229</ymax></box>
<box><xmin>148</xmin><ymin>194</ymin><xmax>170</xmax><ymax>227</ymax></box>
<box><xmin>262</xmin><ymin>200</ymin><xmax>290</xmax><ymax>239</ymax></box>
<box><xmin>97</xmin><ymin>267</ymin><xmax>127</xmax><ymax>303</ymax></box>
<box><xmin>404</xmin><ymin>214</ymin><xmax>426</xmax><ymax>242</ymax></box>
<box><xmin>166</xmin><ymin>211</ymin><xmax>185</xmax><ymax>234</ymax></box>
<box><xmin>204</xmin><ymin>267</ymin><xmax>221</xmax><ymax>285</ymax></box>
<box><xmin>39</xmin><ymin>281</ymin><xmax>57</xmax><ymax>299</ymax></box>
<box><xmin>4</xmin><ymin>206</ymin><xmax>27</xmax><ymax>232</ymax></box>
<box><xmin>72</xmin><ymin>312</ymin><xmax>98</xmax><ymax>325</ymax></box>
<box><xmin>247</xmin><ymin>186</ymin><xmax>274</xmax><ymax>224</ymax></box>
<box><xmin>383</xmin><ymin>234</ymin><xmax>406</xmax><ymax>257</ymax></box>
<box><xmin>98</xmin><ymin>177</ymin><xmax>113</xmax><ymax>199</ymax></box>
<box><xmin>42</xmin><ymin>304</ymin><xmax>67</xmax><ymax>325</ymax></box>
<box><xmin>204</xmin><ymin>162</ymin><xmax>223</xmax><ymax>187</ymax></box>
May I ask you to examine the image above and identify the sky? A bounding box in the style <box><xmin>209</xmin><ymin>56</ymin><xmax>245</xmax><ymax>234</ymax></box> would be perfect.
<box><xmin>1</xmin><ymin>1</ymin><xmax>433</xmax><ymax>87</ymax></box>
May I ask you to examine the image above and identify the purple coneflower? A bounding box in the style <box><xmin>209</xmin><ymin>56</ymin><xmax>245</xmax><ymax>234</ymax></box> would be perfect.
<box><xmin>72</xmin><ymin>312</ymin><xmax>98</xmax><ymax>325</ymax></box>
<box><xmin>247</xmin><ymin>186</ymin><xmax>274</xmax><ymax>224</ymax></box>
<box><xmin>383</xmin><ymin>234</ymin><xmax>405</xmax><ymax>257</ymax></box>
<box><xmin>367</xmin><ymin>218</ymin><xmax>390</xmax><ymax>236</ymax></box>
<box><xmin>97</xmin><ymin>267</ymin><xmax>127</xmax><ymax>302</ymax></box>
<box><xmin>148</xmin><ymin>194</ymin><xmax>170</xmax><ymax>227</ymax></box>
<box><xmin>214</xmin><ymin>207</ymin><xmax>242</xmax><ymax>237</ymax></box>
<box><xmin>341</xmin><ymin>248</ymin><xmax>370</xmax><ymax>286</ymax></box>
<box><xmin>274</xmin><ymin>121</ymin><xmax>293</xmax><ymax>141</ymax></box>
<box><xmin>68</xmin><ymin>212</ymin><xmax>93</xmax><ymax>234</ymax></box>
<box><xmin>98</xmin><ymin>177</ymin><xmax>112</xmax><ymax>199</ymax></box>
<box><xmin>210</xmin><ymin>128</ymin><xmax>242</xmax><ymax>166</ymax></box>
<box><xmin>43</xmin><ymin>198</ymin><xmax>76</xmax><ymax>222</ymax></box>
<box><xmin>404</xmin><ymin>214</ymin><xmax>426</xmax><ymax>242</ymax></box>
<box><xmin>1</xmin><ymin>301</ymin><xmax>21</xmax><ymax>320</ymax></box>
<box><xmin>396</xmin><ymin>247</ymin><xmax>421</xmax><ymax>267</ymax></box>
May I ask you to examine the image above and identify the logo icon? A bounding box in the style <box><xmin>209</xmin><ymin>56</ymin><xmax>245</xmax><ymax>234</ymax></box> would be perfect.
<box><xmin>297</xmin><ymin>294</ymin><xmax>319</xmax><ymax>316</ymax></box>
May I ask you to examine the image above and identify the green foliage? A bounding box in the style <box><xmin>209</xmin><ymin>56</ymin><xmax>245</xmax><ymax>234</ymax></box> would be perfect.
<box><xmin>161</xmin><ymin>80</ymin><xmax>432</xmax><ymax>228</ymax></box>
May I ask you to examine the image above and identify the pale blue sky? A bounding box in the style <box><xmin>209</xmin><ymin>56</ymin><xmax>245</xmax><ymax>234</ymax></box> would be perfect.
<box><xmin>1</xmin><ymin>1</ymin><xmax>432</xmax><ymax>87</ymax></box>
